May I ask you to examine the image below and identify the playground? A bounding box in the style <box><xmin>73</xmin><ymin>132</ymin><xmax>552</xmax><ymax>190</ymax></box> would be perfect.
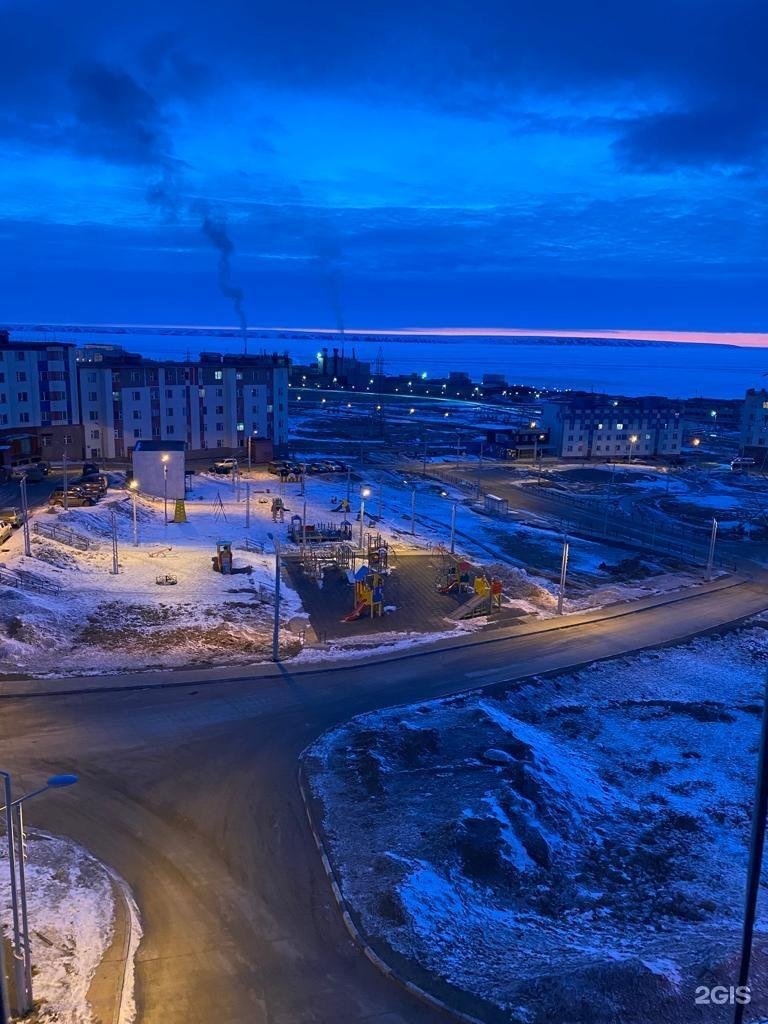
<box><xmin>283</xmin><ymin>543</ymin><xmax>520</xmax><ymax>641</ymax></box>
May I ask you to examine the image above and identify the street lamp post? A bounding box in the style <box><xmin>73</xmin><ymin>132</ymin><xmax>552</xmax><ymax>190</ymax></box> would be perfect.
<box><xmin>110</xmin><ymin>509</ymin><xmax>119</xmax><ymax>574</ymax></box>
<box><xmin>450</xmin><ymin>501</ymin><xmax>457</xmax><ymax>554</ymax></box>
<box><xmin>267</xmin><ymin>532</ymin><xmax>281</xmax><ymax>661</ymax></box>
<box><xmin>706</xmin><ymin>517</ymin><xmax>718</xmax><ymax>581</ymax></box>
<box><xmin>359</xmin><ymin>486</ymin><xmax>371</xmax><ymax>549</ymax></box>
<box><xmin>557</xmin><ymin>535</ymin><xmax>570</xmax><ymax>615</ymax></box>
<box><xmin>161</xmin><ymin>454</ymin><xmax>169</xmax><ymax>524</ymax></box>
<box><xmin>62</xmin><ymin>445</ymin><xmax>69</xmax><ymax>512</ymax></box>
<box><xmin>0</xmin><ymin>772</ymin><xmax>78</xmax><ymax>1017</ymax></box>
<box><xmin>129</xmin><ymin>480</ymin><xmax>139</xmax><ymax>546</ymax></box>
<box><xmin>19</xmin><ymin>475</ymin><xmax>31</xmax><ymax>557</ymax></box>
<box><xmin>410</xmin><ymin>486</ymin><xmax>416</xmax><ymax>535</ymax></box>
<box><xmin>628</xmin><ymin>433</ymin><xmax>638</xmax><ymax>464</ymax></box>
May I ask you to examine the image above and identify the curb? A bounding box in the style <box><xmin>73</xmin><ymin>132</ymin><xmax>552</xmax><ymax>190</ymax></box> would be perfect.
<box><xmin>101</xmin><ymin>865</ymin><xmax>141</xmax><ymax>1024</ymax></box>
<box><xmin>296</xmin><ymin>763</ymin><xmax>488</xmax><ymax>1024</ymax></box>
<box><xmin>0</xmin><ymin>569</ymin><xmax>759</xmax><ymax>700</ymax></box>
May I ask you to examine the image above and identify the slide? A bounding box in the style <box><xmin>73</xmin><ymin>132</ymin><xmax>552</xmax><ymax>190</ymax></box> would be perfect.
<box><xmin>342</xmin><ymin>601</ymin><xmax>369</xmax><ymax>622</ymax></box>
<box><xmin>439</xmin><ymin>579</ymin><xmax>458</xmax><ymax>594</ymax></box>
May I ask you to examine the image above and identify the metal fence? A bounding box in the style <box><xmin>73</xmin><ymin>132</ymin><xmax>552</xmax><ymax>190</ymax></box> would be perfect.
<box><xmin>33</xmin><ymin>520</ymin><xmax>97</xmax><ymax>552</ymax></box>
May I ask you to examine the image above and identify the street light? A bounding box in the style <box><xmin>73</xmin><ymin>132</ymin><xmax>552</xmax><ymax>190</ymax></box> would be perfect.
<box><xmin>129</xmin><ymin>479</ymin><xmax>139</xmax><ymax>546</ymax></box>
<box><xmin>359</xmin><ymin>486</ymin><xmax>371</xmax><ymax>549</ymax></box>
<box><xmin>628</xmin><ymin>434</ymin><xmax>638</xmax><ymax>463</ymax></box>
<box><xmin>267</xmin><ymin>532</ymin><xmax>281</xmax><ymax>661</ymax></box>
<box><xmin>161</xmin><ymin>454</ymin><xmax>169</xmax><ymax>523</ymax></box>
<box><xmin>0</xmin><ymin>771</ymin><xmax>78</xmax><ymax>1019</ymax></box>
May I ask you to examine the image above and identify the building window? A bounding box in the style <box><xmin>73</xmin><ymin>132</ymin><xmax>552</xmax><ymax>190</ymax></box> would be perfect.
<box><xmin>17</xmin><ymin>391</ymin><xmax>28</xmax><ymax>402</ymax></box>
<box><xmin>41</xmin><ymin>434</ymin><xmax>52</xmax><ymax>446</ymax></box>
<box><xmin>16</xmin><ymin>372</ymin><xmax>26</xmax><ymax>382</ymax></box>
<box><xmin>16</xmin><ymin>351</ymin><xmax>24</xmax><ymax>361</ymax></box>
<box><xmin>216</xmin><ymin>439</ymin><xmax>224</xmax><ymax>447</ymax></box>
<box><xmin>167</xmin><ymin>425</ymin><xmax>175</xmax><ymax>435</ymax></box>
<box><xmin>132</xmin><ymin>390</ymin><xmax>141</xmax><ymax>400</ymax></box>
<box><xmin>215</xmin><ymin>422</ymin><xmax>224</xmax><ymax>431</ymax></box>
<box><xmin>133</xmin><ymin>428</ymin><xmax>141</xmax><ymax>438</ymax></box>
<box><xmin>90</xmin><ymin>429</ymin><xmax>100</xmax><ymax>440</ymax></box>
<box><xmin>216</xmin><ymin>388</ymin><xmax>223</xmax><ymax>397</ymax></box>
<box><xmin>0</xmin><ymin>373</ymin><xmax>4</xmax><ymax>383</ymax></box>
<box><xmin>88</xmin><ymin>391</ymin><xmax>97</xmax><ymax>401</ymax></box>
<box><xmin>89</xmin><ymin>411</ymin><xmax>98</xmax><ymax>421</ymax></box>
<box><xmin>166</xmin><ymin>408</ymin><xmax>174</xmax><ymax>417</ymax></box>
<box><xmin>214</xmin><ymin>371</ymin><xmax>223</xmax><ymax>380</ymax></box>
<box><xmin>87</xmin><ymin>372</ymin><xmax>97</xmax><ymax>383</ymax></box>
<box><xmin>133</xmin><ymin>410</ymin><xmax>141</xmax><ymax>420</ymax></box>
<box><xmin>19</xmin><ymin>412</ymin><xmax>30</xmax><ymax>423</ymax></box>
<box><xmin>215</xmin><ymin>405</ymin><xmax>224</xmax><ymax>414</ymax></box>
<box><xmin>166</xmin><ymin>389</ymin><xmax>173</xmax><ymax>398</ymax></box>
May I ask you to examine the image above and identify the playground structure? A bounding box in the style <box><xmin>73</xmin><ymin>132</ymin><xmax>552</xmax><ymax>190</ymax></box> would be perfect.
<box><xmin>211</xmin><ymin>540</ymin><xmax>254</xmax><ymax>575</ymax></box>
<box><xmin>437</xmin><ymin>551</ymin><xmax>504</xmax><ymax>618</ymax></box>
<box><xmin>366</xmin><ymin>532</ymin><xmax>390</xmax><ymax>572</ymax></box>
<box><xmin>271</xmin><ymin>496</ymin><xmax>286</xmax><ymax>522</ymax></box>
<box><xmin>288</xmin><ymin>514</ymin><xmax>353</xmax><ymax>545</ymax></box>
<box><xmin>342</xmin><ymin>564</ymin><xmax>385</xmax><ymax>621</ymax></box>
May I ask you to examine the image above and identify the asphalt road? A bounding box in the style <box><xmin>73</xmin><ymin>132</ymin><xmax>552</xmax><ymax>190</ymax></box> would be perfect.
<box><xmin>2</xmin><ymin>575</ymin><xmax>768</xmax><ymax>1023</ymax></box>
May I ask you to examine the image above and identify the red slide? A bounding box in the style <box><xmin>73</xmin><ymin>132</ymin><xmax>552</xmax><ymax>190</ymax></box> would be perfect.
<box><xmin>342</xmin><ymin>601</ymin><xmax>369</xmax><ymax>622</ymax></box>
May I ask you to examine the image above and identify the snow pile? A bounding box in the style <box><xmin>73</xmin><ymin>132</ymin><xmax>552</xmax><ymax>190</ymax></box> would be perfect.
<box><xmin>306</xmin><ymin>626</ymin><xmax>768</xmax><ymax>1022</ymax></box>
<box><xmin>0</xmin><ymin>832</ymin><xmax>139</xmax><ymax>1024</ymax></box>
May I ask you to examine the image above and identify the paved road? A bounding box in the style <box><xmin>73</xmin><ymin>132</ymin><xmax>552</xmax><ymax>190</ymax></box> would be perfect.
<box><xmin>2</xmin><ymin>574</ymin><xmax>768</xmax><ymax>1023</ymax></box>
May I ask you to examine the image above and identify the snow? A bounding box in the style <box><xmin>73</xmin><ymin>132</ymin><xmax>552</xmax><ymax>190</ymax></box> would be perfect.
<box><xmin>0</xmin><ymin>832</ymin><xmax>139</xmax><ymax>1024</ymax></box>
<box><xmin>305</xmin><ymin>624</ymin><xmax>768</xmax><ymax>1021</ymax></box>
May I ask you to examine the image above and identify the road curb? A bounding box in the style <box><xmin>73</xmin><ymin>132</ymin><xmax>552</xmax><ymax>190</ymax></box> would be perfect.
<box><xmin>0</xmin><ymin>569</ymin><xmax>759</xmax><ymax>699</ymax></box>
<box><xmin>296</xmin><ymin>762</ymin><xmax>487</xmax><ymax>1024</ymax></box>
<box><xmin>100</xmin><ymin>863</ymin><xmax>141</xmax><ymax>1024</ymax></box>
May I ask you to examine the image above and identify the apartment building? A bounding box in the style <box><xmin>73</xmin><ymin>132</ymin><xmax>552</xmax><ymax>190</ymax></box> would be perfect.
<box><xmin>77</xmin><ymin>346</ymin><xmax>289</xmax><ymax>460</ymax></box>
<box><xmin>740</xmin><ymin>389</ymin><xmax>768</xmax><ymax>454</ymax></box>
<box><xmin>539</xmin><ymin>394</ymin><xmax>684</xmax><ymax>460</ymax></box>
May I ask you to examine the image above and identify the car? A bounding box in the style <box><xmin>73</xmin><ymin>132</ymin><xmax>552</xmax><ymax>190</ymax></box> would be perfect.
<box><xmin>0</xmin><ymin>507</ymin><xmax>26</xmax><ymax>528</ymax></box>
<box><xmin>428</xmin><ymin>484</ymin><xmax>449</xmax><ymax>497</ymax></box>
<box><xmin>82</xmin><ymin>462</ymin><xmax>100</xmax><ymax>477</ymax></box>
<box><xmin>214</xmin><ymin>458</ymin><xmax>239</xmax><ymax>469</ymax></box>
<box><xmin>0</xmin><ymin>520</ymin><xmax>12</xmax><ymax>544</ymax></box>
<box><xmin>731</xmin><ymin>457</ymin><xmax>756</xmax><ymax>470</ymax></box>
<box><xmin>48</xmin><ymin>488</ymin><xmax>94</xmax><ymax>507</ymax></box>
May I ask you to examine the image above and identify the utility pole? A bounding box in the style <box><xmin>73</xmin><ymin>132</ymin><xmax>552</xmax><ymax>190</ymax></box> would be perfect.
<box><xmin>271</xmin><ymin>535</ymin><xmax>281</xmax><ymax>662</ymax></box>
<box><xmin>19</xmin><ymin>476</ymin><xmax>31</xmax><ymax>557</ymax></box>
<box><xmin>129</xmin><ymin>481</ymin><xmax>139</xmax><ymax>546</ymax></box>
<box><xmin>450</xmin><ymin>501</ymin><xmax>457</xmax><ymax>554</ymax></box>
<box><xmin>706</xmin><ymin>517</ymin><xmax>718</xmax><ymax>581</ymax></box>
<box><xmin>110</xmin><ymin>509</ymin><xmax>119</xmax><ymax>574</ymax></box>
<box><xmin>422</xmin><ymin>438</ymin><xmax>428</xmax><ymax>478</ymax></box>
<box><xmin>302</xmin><ymin>498</ymin><xmax>307</xmax><ymax>556</ymax></box>
<box><xmin>410</xmin><ymin>487</ymin><xmax>416</xmax><ymax>535</ymax></box>
<box><xmin>245</xmin><ymin>484</ymin><xmax>251</xmax><ymax>529</ymax></box>
<box><xmin>557</xmin><ymin>535</ymin><xmax>570</xmax><ymax>615</ymax></box>
<box><xmin>0</xmin><ymin>772</ymin><xmax>27</xmax><ymax>1015</ymax></box>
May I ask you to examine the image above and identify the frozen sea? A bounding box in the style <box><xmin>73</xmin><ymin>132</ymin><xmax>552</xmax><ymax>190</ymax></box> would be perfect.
<box><xmin>15</xmin><ymin>327</ymin><xmax>768</xmax><ymax>398</ymax></box>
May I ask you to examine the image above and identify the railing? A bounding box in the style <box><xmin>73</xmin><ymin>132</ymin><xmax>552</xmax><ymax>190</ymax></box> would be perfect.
<box><xmin>33</xmin><ymin>520</ymin><xmax>97</xmax><ymax>551</ymax></box>
<box><xmin>0</xmin><ymin>566</ymin><xmax>61</xmax><ymax>595</ymax></box>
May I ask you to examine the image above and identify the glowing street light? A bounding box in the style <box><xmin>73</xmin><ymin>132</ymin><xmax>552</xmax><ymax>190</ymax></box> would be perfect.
<box><xmin>628</xmin><ymin>434</ymin><xmax>638</xmax><ymax>463</ymax></box>
<box><xmin>161</xmin><ymin>453</ymin><xmax>170</xmax><ymax>523</ymax></box>
<box><xmin>129</xmin><ymin>479</ymin><xmax>139</xmax><ymax>546</ymax></box>
<box><xmin>359</xmin><ymin>485</ymin><xmax>372</xmax><ymax>548</ymax></box>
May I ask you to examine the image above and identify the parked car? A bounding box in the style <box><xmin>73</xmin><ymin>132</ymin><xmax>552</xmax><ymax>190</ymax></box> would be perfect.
<box><xmin>13</xmin><ymin>461</ymin><xmax>49</xmax><ymax>480</ymax></box>
<box><xmin>82</xmin><ymin>462</ymin><xmax>100</xmax><ymax>476</ymax></box>
<box><xmin>48</xmin><ymin>488</ymin><xmax>95</xmax><ymax>507</ymax></box>
<box><xmin>0</xmin><ymin>520</ymin><xmax>13</xmax><ymax>543</ymax></box>
<box><xmin>77</xmin><ymin>474</ymin><xmax>109</xmax><ymax>494</ymax></box>
<box><xmin>0</xmin><ymin>506</ymin><xmax>26</xmax><ymax>528</ymax></box>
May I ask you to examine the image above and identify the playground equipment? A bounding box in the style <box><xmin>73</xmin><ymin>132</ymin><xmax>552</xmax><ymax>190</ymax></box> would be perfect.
<box><xmin>212</xmin><ymin>540</ymin><xmax>233</xmax><ymax>574</ymax></box>
<box><xmin>342</xmin><ymin>564</ymin><xmax>385</xmax><ymax>621</ymax></box>
<box><xmin>288</xmin><ymin>515</ymin><xmax>353</xmax><ymax>544</ymax></box>
<box><xmin>331</xmin><ymin>498</ymin><xmax>351</xmax><ymax>513</ymax></box>
<box><xmin>367</xmin><ymin>532</ymin><xmax>390</xmax><ymax>572</ymax></box>
<box><xmin>271</xmin><ymin>496</ymin><xmax>286</xmax><ymax>522</ymax></box>
<box><xmin>451</xmin><ymin>575</ymin><xmax>503</xmax><ymax>618</ymax></box>
<box><xmin>437</xmin><ymin>558</ymin><xmax>472</xmax><ymax>594</ymax></box>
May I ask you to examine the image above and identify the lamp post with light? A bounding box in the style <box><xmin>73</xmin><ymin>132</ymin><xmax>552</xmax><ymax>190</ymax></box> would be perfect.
<box><xmin>267</xmin><ymin>532</ymin><xmax>281</xmax><ymax>661</ymax></box>
<box><xmin>0</xmin><ymin>771</ymin><xmax>78</xmax><ymax>1017</ymax></box>
<box><xmin>161</xmin><ymin>453</ymin><xmax>169</xmax><ymax>523</ymax></box>
<box><xmin>359</xmin><ymin>485</ymin><xmax>371</xmax><ymax>549</ymax></box>
<box><xmin>628</xmin><ymin>434</ymin><xmax>638</xmax><ymax>464</ymax></box>
<box><xmin>129</xmin><ymin>479</ymin><xmax>139</xmax><ymax>546</ymax></box>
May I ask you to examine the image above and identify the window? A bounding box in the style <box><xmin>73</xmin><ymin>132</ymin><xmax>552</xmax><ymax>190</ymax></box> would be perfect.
<box><xmin>133</xmin><ymin>428</ymin><xmax>141</xmax><ymax>438</ymax></box>
<box><xmin>616</xmin><ymin>422</ymin><xmax>624</xmax><ymax>430</ymax></box>
<box><xmin>0</xmin><ymin>415</ymin><xmax>6</xmax><ymax>425</ymax></box>
<box><xmin>49</xmin><ymin>391</ymin><xmax>65</xmax><ymax>401</ymax></box>
<box><xmin>133</xmin><ymin>410</ymin><xmax>141</xmax><ymax>420</ymax></box>
<box><xmin>214</xmin><ymin>370</ymin><xmax>223</xmax><ymax>380</ymax></box>
<box><xmin>51</xmin><ymin>411</ymin><xmax>67</xmax><ymax>422</ymax></box>
<box><xmin>16</xmin><ymin>351</ymin><xmax>24</xmax><ymax>360</ymax></box>
<box><xmin>90</xmin><ymin>448</ymin><xmax>99</xmax><ymax>459</ymax></box>
<box><xmin>216</xmin><ymin>439</ymin><xmax>224</xmax><ymax>447</ymax></box>
<box><xmin>16</xmin><ymin>371</ymin><xmax>26</xmax><ymax>382</ymax></box>
<box><xmin>90</xmin><ymin>429</ymin><xmax>100</xmax><ymax>440</ymax></box>
<box><xmin>17</xmin><ymin>391</ymin><xmax>28</xmax><ymax>402</ymax></box>
<box><xmin>216</xmin><ymin>388</ymin><xmax>223</xmax><ymax>397</ymax></box>
<box><xmin>166</xmin><ymin>389</ymin><xmax>173</xmax><ymax>398</ymax></box>
<box><xmin>0</xmin><ymin>394</ymin><xmax>6</xmax><ymax>403</ymax></box>
<box><xmin>88</xmin><ymin>391</ymin><xmax>97</xmax><ymax>401</ymax></box>
<box><xmin>215</xmin><ymin>405</ymin><xmax>224</xmax><ymax>414</ymax></box>
<box><xmin>89</xmin><ymin>411</ymin><xmax>98</xmax><ymax>421</ymax></box>
<box><xmin>87</xmin><ymin>372</ymin><xmax>97</xmax><ymax>383</ymax></box>
<box><xmin>19</xmin><ymin>412</ymin><xmax>30</xmax><ymax>423</ymax></box>
<box><xmin>166</xmin><ymin>408</ymin><xmax>174</xmax><ymax>417</ymax></box>
<box><xmin>167</xmin><ymin>425</ymin><xmax>175</xmax><ymax>435</ymax></box>
<box><xmin>132</xmin><ymin>390</ymin><xmax>141</xmax><ymax>400</ymax></box>
<box><xmin>0</xmin><ymin>373</ymin><xmax>4</xmax><ymax>383</ymax></box>
<box><xmin>41</xmin><ymin>434</ymin><xmax>52</xmax><ymax>446</ymax></box>
<box><xmin>215</xmin><ymin>422</ymin><xmax>224</xmax><ymax>431</ymax></box>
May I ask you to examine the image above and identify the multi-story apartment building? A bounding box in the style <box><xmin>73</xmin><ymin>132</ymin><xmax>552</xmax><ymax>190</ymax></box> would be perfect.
<box><xmin>740</xmin><ymin>389</ymin><xmax>768</xmax><ymax>454</ymax></box>
<box><xmin>77</xmin><ymin>346</ymin><xmax>289</xmax><ymax>460</ymax></box>
<box><xmin>539</xmin><ymin>394</ymin><xmax>685</xmax><ymax>460</ymax></box>
<box><xmin>0</xmin><ymin>330</ymin><xmax>83</xmax><ymax>466</ymax></box>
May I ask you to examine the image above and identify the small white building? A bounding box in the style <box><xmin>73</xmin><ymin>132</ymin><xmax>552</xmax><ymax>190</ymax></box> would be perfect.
<box><xmin>132</xmin><ymin>440</ymin><xmax>186</xmax><ymax>501</ymax></box>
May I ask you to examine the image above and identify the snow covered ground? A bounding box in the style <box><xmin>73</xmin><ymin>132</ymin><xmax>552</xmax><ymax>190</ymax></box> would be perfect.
<box><xmin>0</xmin><ymin>832</ymin><xmax>140</xmax><ymax>1024</ymax></box>
<box><xmin>0</xmin><ymin>463</ymin><xmax>718</xmax><ymax>677</ymax></box>
<box><xmin>305</xmin><ymin>623</ymin><xmax>768</xmax><ymax>1023</ymax></box>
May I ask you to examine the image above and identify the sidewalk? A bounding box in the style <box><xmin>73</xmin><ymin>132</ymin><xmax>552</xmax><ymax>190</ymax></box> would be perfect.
<box><xmin>86</xmin><ymin>871</ymin><xmax>136</xmax><ymax>1024</ymax></box>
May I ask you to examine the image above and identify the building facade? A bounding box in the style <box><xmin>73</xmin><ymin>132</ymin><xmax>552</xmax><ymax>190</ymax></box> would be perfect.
<box><xmin>740</xmin><ymin>389</ymin><xmax>768</xmax><ymax>453</ymax></box>
<box><xmin>539</xmin><ymin>395</ymin><xmax>685</xmax><ymax>460</ymax></box>
<box><xmin>77</xmin><ymin>346</ymin><xmax>289</xmax><ymax>460</ymax></box>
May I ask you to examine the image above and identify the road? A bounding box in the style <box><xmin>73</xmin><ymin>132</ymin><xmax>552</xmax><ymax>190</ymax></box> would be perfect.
<box><xmin>2</xmin><ymin>575</ymin><xmax>768</xmax><ymax>1023</ymax></box>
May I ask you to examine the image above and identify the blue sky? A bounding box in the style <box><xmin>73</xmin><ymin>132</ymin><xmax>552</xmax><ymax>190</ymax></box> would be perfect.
<box><xmin>0</xmin><ymin>0</ymin><xmax>765</xmax><ymax>331</ymax></box>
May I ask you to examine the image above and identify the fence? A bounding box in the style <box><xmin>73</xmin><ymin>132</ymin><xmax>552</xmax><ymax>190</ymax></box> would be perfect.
<box><xmin>0</xmin><ymin>566</ymin><xmax>61</xmax><ymax>595</ymax></box>
<box><xmin>33</xmin><ymin>520</ymin><xmax>97</xmax><ymax>552</ymax></box>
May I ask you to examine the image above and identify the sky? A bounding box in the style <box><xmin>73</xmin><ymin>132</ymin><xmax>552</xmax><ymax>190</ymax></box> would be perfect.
<box><xmin>0</xmin><ymin>0</ymin><xmax>766</xmax><ymax>334</ymax></box>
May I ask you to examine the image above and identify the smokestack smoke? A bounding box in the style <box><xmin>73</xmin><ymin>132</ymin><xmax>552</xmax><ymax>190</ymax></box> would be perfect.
<box><xmin>200</xmin><ymin>212</ymin><xmax>248</xmax><ymax>353</ymax></box>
